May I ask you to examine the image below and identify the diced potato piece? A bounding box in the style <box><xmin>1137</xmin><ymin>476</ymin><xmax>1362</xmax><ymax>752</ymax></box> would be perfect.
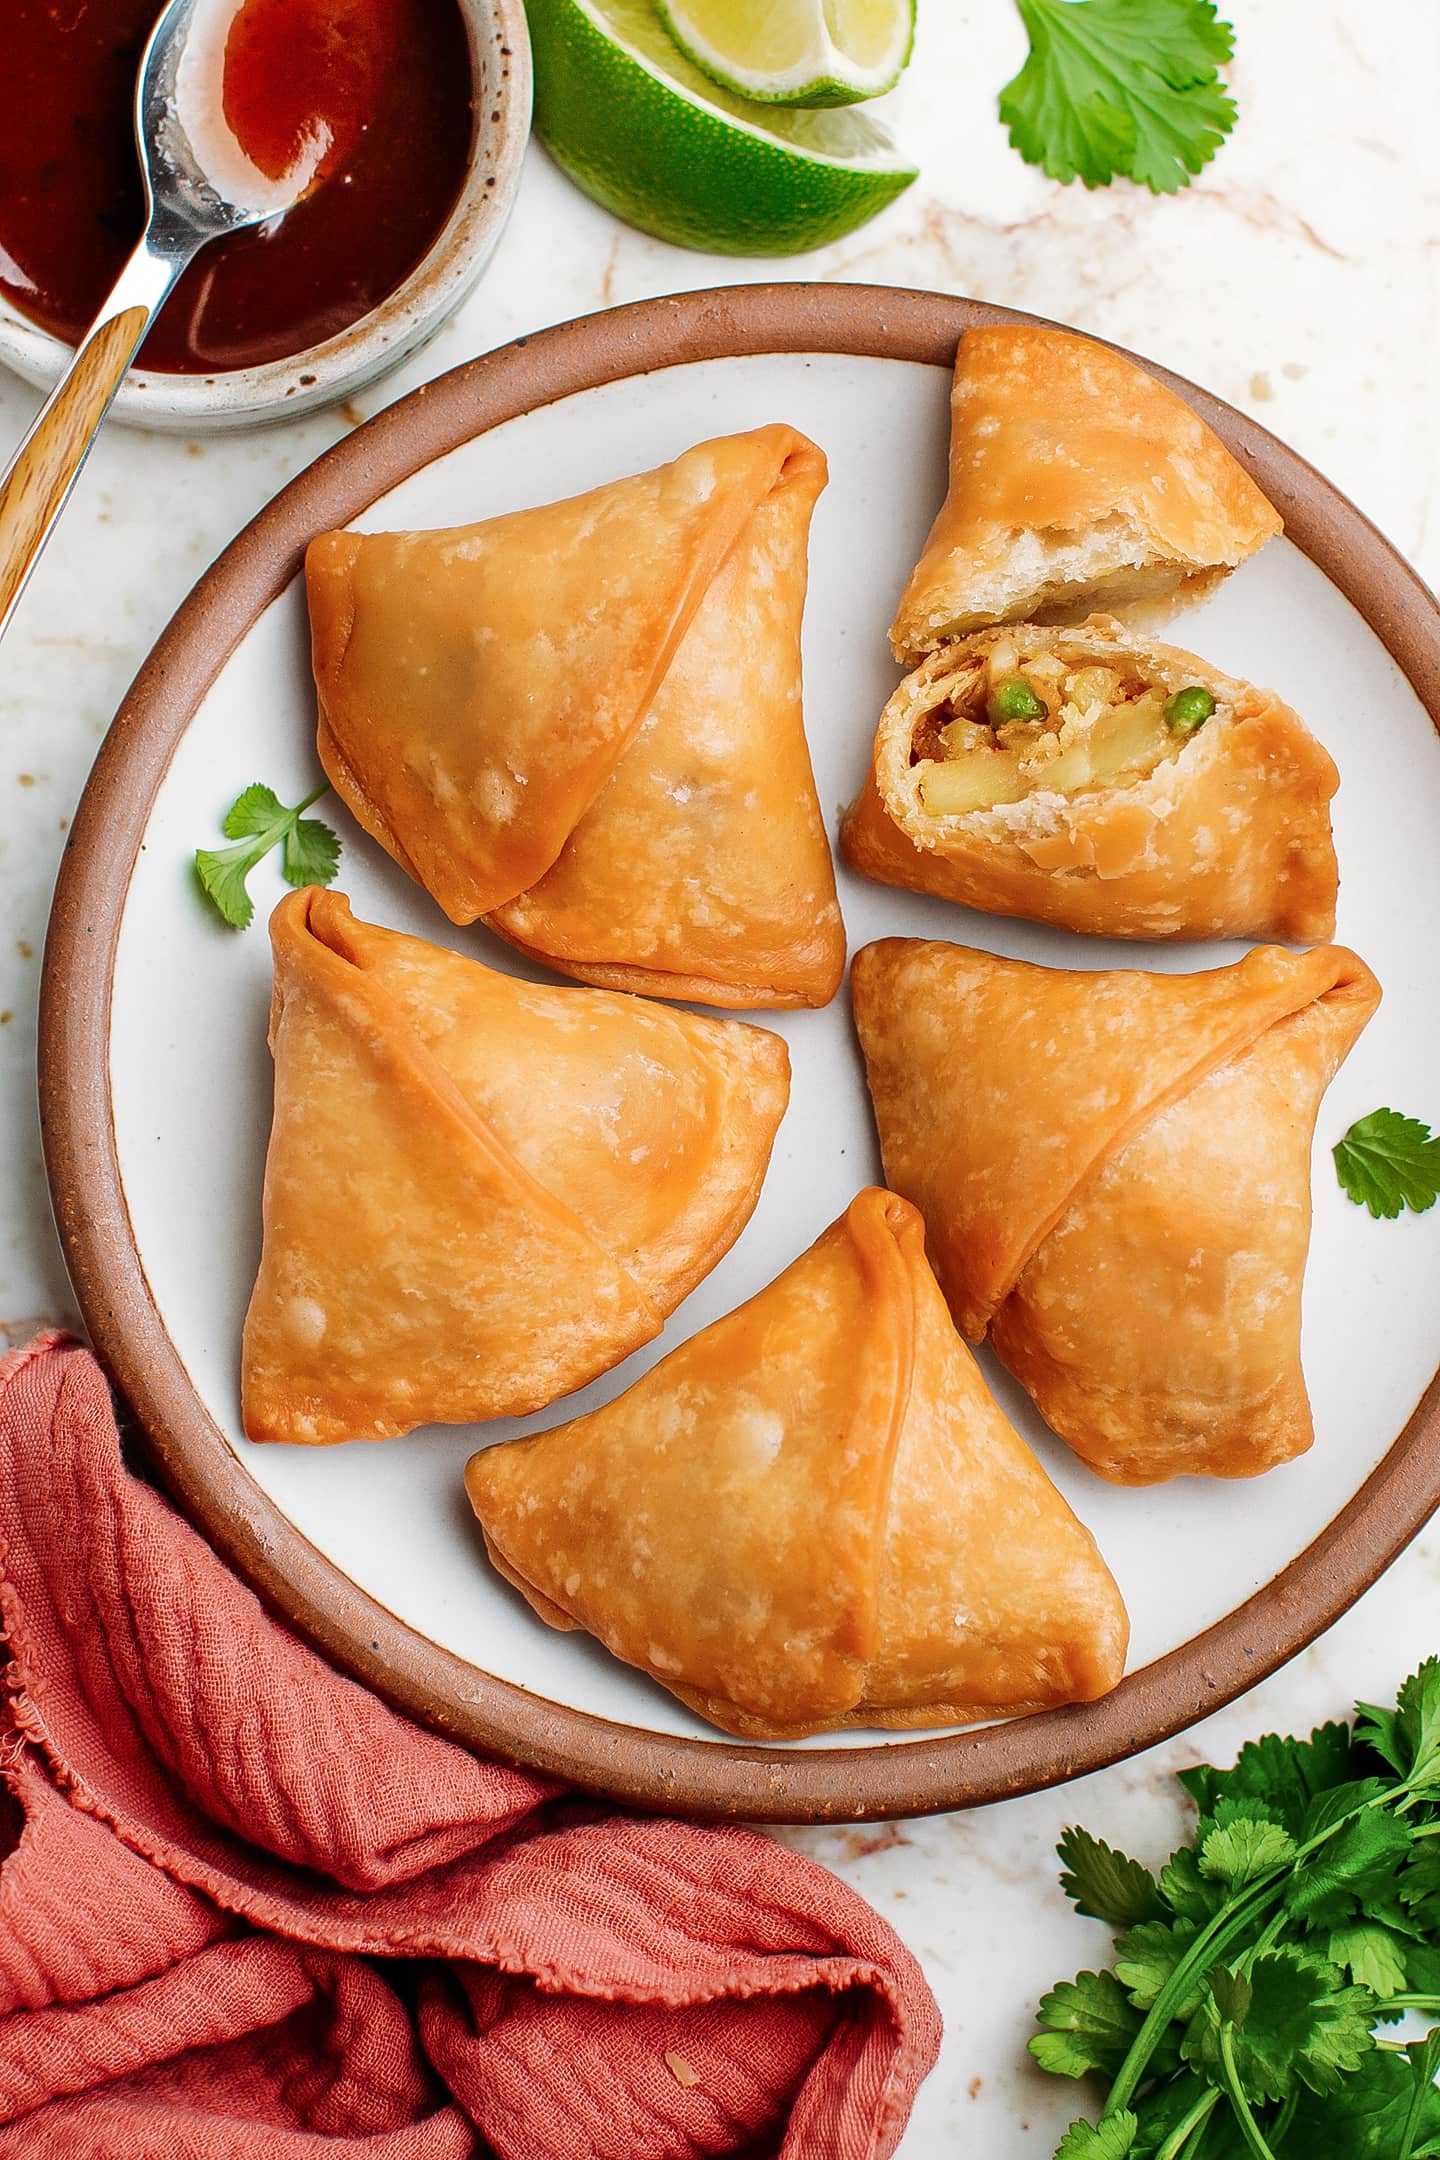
<box><xmin>1035</xmin><ymin>745</ymin><xmax>1093</xmax><ymax>794</ymax></box>
<box><xmin>1084</xmin><ymin>691</ymin><xmax>1172</xmax><ymax>780</ymax></box>
<box><xmin>937</xmin><ymin>715</ymin><xmax>994</xmax><ymax>758</ymax></box>
<box><xmin>1064</xmin><ymin>666</ymin><xmax>1124</xmax><ymax>711</ymax></box>
<box><xmin>919</xmin><ymin>755</ymin><xmax>1028</xmax><ymax>815</ymax></box>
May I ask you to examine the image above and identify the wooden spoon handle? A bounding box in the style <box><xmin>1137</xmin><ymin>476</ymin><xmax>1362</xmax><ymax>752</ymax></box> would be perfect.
<box><xmin>0</xmin><ymin>303</ymin><xmax>154</xmax><ymax>638</ymax></box>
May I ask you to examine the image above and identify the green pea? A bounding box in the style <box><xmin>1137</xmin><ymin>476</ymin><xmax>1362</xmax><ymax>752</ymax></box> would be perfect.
<box><xmin>987</xmin><ymin>678</ymin><xmax>1046</xmax><ymax>726</ymax></box>
<box><xmin>1165</xmin><ymin>685</ymin><xmax>1216</xmax><ymax>733</ymax></box>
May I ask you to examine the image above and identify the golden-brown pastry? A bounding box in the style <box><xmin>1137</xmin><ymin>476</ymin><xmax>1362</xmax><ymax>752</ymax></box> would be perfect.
<box><xmin>242</xmin><ymin>889</ymin><xmax>790</xmax><ymax>1445</ymax></box>
<box><xmin>465</xmin><ymin>1188</ymin><xmax>1129</xmax><ymax>1739</ymax></box>
<box><xmin>842</xmin><ymin>616</ymin><xmax>1339</xmax><ymax>942</ymax></box>
<box><xmin>852</xmin><ymin>939</ymin><xmax>1381</xmax><ymax>1485</ymax></box>
<box><xmin>891</xmin><ymin>325</ymin><xmax>1284</xmax><ymax>663</ymax></box>
<box><xmin>306</xmin><ymin>426</ymin><xmax>845</xmax><ymax>1009</ymax></box>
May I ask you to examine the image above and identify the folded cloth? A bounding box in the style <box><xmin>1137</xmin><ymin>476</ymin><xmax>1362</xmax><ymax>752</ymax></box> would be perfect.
<box><xmin>0</xmin><ymin>1336</ymin><xmax>940</xmax><ymax>2158</ymax></box>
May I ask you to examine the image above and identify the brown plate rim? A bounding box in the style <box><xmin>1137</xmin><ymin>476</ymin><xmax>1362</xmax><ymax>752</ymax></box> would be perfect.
<box><xmin>39</xmin><ymin>281</ymin><xmax>1440</xmax><ymax>1823</ymax></box>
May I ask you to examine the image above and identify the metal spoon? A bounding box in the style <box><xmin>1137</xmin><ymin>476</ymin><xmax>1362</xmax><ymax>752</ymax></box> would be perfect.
<box><xmin>0</xmin><ymin>0</ymin><xmax>318</xmax><ymax>641</ymax></box>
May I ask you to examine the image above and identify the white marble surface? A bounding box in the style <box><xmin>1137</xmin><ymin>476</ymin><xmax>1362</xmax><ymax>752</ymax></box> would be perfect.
<box><xmin>2</xmin><ymin>3</ymin><xmax>1439</xmax><ymax>2152</ymax></box>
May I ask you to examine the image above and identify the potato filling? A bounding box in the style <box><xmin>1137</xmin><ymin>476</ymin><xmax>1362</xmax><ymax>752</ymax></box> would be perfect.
<box><xmin>914</xmin><ymin>644</ymin><xmax>1212</xmax><ymax>817</ymax></box>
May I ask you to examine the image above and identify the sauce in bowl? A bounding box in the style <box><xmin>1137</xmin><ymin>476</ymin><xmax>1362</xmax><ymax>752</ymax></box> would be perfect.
<box><xmin>0</xmin><ymin>0</ymin><xmax>474</xmax><ymax>375</ymax></box>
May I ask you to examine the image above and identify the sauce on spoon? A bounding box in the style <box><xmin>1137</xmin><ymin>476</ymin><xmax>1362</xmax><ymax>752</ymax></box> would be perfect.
<box><xmin>0</xmin><ymin>0</ymin><xmax>474</xmax><ymax>375</ymax></box>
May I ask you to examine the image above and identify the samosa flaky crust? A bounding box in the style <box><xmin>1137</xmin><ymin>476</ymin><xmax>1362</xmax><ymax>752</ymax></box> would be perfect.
<box><xmin>890</xmin><ymin>325</ymin><xmax>1283</xmax><ymax>661</ymax></box>
<box><xmin>852</xmin><ymin>939</ymin><xmax>1381</xmax><ymax>1485</ymax></box>
<box><xmin>465</xmin><ymin>1188</ymin><xmax>1128</xmax><ymax>1739</ymax></box>
<box><xmin>242</xmin><ymin>890</ymin><xmax>790</xmax><ymax>1445</ymax></box>
<box><xmin>307</xmin><ymin>427</ymin><xmax>844</xmax><ymax>1009</ymax></box>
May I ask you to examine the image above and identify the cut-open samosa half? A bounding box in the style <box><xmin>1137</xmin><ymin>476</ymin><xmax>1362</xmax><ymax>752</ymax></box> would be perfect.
<box><xmin>842</xmin><ymin>616</ymin><xmax>1340</xmax><ymax>941</ymax></box>
<box><xmin>465</xmin><ymin>1188</ymin><xmax>1129</xmax><ymax>1739</ymax></box>
<box><xmin>853</xmin><ymin>939</ymin><xmax>1381</xmax><ymax>1486</ymax></box>
<box><xmin>242</xmin><ymin>889</ymin><xmax>790</xmax><ymax>1445</ymax></box>
<box><xmin>306</xmin><ymin>425</ymin><xmax>845</xmax><ymax>1010</ymax></box>
<box><xmin>890</xmin><ymin>325</ymin><xmax>1283</xmax><ymax>664</ymax></box>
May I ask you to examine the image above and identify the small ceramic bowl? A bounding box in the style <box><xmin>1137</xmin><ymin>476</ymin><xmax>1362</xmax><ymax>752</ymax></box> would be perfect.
<box><xmin>0</xmin><ymin>0</ymin><xmax>531</xmax><ymax>433</ymax></box>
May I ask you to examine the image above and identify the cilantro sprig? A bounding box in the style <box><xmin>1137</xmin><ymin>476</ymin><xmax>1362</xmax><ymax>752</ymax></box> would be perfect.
<box><xmin>1335</xmin><ymin>1110</ymin><xmax>1440</xmax><ymax>1222</ymax></box>
<box><xmin>1033</xmin><ymin>1661</ymin><xmax>1440</xmax><ymax>2157</ymax></box>
<box><xmin>1000</xmin><ymin>0</ymin><xmax>1238</xmax><ymax>194</ymax></box>
<box><xmin>194</xmin><ymin>782</ymin><xmax>341</xmax><ymax>931</ymax></box>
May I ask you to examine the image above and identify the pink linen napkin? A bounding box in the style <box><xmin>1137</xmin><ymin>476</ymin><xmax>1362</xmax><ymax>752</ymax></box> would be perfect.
<box><xmin>0</xmin><ymin>1333</ymin><xmax>940</xmax><ymax>2156</ymax></box>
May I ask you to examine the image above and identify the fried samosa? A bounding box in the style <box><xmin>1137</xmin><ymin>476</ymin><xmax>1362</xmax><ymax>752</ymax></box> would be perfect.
<box><xmin>242</xmin><ymin>889</ymin><xmax>790</xmax><ymax>1445</ymax></box>
<box><xmin>306</xmin><ymin>426</ymin><xmax>845</xmax><ymax>1009</ymax></box>
<box><xmin>465</xmin><ymin>1188</ymin><xmax>1129</xmax><ymax>1739</ymax></box>
<box><xmin>852</xmin><ymin>939</ymin><xmax>1381</xmax><ymax>1485</ymax></box>
<box><xmin>842</xmin><ymin>616</ymin><xmax>1339</xmax><ymax>941</ymax></box>
<box><xmin>890</xmin><ymin>325</ymin><xmax>1283</xmax><ymax>664</ymax></box>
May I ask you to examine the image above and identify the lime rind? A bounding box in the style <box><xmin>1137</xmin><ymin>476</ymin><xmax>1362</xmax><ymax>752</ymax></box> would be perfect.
<box><xmin>580</xmin><ymin>0</ymin><xmax>915</xmax><ymax>165</ymax></box>
<box><xmin>656</xmin><ymin>0</ymin><xmax>915</xmax><ymax>108</ymax></box>
<box><xmin>529</xmin><ymin>0</ymin><xmax>918</xmax><ymax>256</ymax></box>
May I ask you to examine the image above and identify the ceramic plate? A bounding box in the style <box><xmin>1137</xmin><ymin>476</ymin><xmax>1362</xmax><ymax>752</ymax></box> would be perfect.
<box><xmin>41</xmin><ymin>286</ymin><xmax>1440</xmax><ymax>1821</ymax></box>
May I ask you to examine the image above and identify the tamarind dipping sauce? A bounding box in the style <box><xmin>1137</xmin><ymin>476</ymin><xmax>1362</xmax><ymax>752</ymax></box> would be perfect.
<box><xmin>0</xmin><ymin>0</ymin><xmax>474</xmax><ymax>374</ymax></box>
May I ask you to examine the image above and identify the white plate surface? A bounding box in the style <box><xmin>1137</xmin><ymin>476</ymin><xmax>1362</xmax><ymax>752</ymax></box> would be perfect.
<box><xmin>110</xmin><ymin>352</ymin><xmax>1440</xmax><ymax>1749</ymax></box>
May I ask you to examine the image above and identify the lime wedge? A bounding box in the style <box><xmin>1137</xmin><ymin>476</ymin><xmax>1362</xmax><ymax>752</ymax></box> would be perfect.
<box><xmin>658</xmin><ymin>0</ymin><xmax>915</xmax><ymax>107</ymax></box>
<box><xmin>527</xmin><ymin>0</ymin><xmax>918</xmax><ymax>255</ymax></box>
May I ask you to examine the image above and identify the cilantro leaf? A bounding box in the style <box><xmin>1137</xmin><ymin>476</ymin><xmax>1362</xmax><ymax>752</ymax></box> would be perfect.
<box><xmin>1300</xmin><ymin>1779</ymin><xmax>1397</xmax><ymax>1842</ymax></box>
<box><xmin>1199</xmin><ymin>1815</ymin><xmax>1297</xmax><ymax>1889</ymax></box>
<box><xmin>1183</xmin><ymin>1947</ymin><xmax>1375</xmax><ymax>2102</ymax></box>
<box><xmin>221</xmin><ymin>782</ymin><xmax>286</xmax><ymax>839</ymax></box>
<box><xmin>1399</xmin><ymin>1846</ymin><xmax>1440</xmax><ymax>1934</ymax></box>
<box><xmin>1327</xmin><ymin>1923</ymin><xmax>1409</xmax><ymax>2000</ymax></box>
<box><xmin>1250</xmin><ymin>1950</ymin><xmax>1376</xmax><ymax>2100</ymax></box>
<box><xmin>999</xmin><ymin>0</ymin><xmax>1237</xmax><ymax>195</ymax></box>
<box><xmin>1399</xmin><ymin>1938</ymin><xmax>1440</xmax><ymax>2006</ymax></box>
<box><xmin>1059</xmin><ymin>1827</ymin><xmax>1162</xmax><ymax>1925</ymax></box>
<box><xmin>1285</xmin><ymin>1804</ymin><xmax>1414</xmax><ymax>1927</ymax></box>
<box><xmin>1056</xmin><ymin>2113</ymin><xmax>1139</xmax><ymax>2157</ymax></box>
<box><xmin>1335</xmin><ymin>1110</ymin><xmax>1440</xmax><ymax>1220</ymax></box>
<box><xmin>1114</xmin><ymin>1918</ymin><xmax>1202</xmax><ymax>2013</ymax></box>
<box><xmin>1286</xmin><ymin>2044</ymin><xmax>1440</xmax><ymax>2159</ymax></box>
<box><xmin>194</xmin><ymin>842</ymin><xmax>263</xmax><ymax>932</ymax></box>
<box><xmin>1359</xmin><ymin>1660</ymin><xmax>1440</xmax><ymax>1785</ymax></box>
<box><xmin>284</xmin><ymin>815</ymin><xmax>342</xmax><ymax>889</ymax></box>
<box><xmin>1158</xmin><ymin>1842</ymin><xmax>1227</xmax><ymax>1921</ymax></box>
<box><xmin>1179</xmin><ymin>1724</ymin><xmax>1356</xmax><ymax>1838</ymax></box>
<box><xmin>193</xmin><ymin>781</ymin><xmax>340</xmax><ymax>930</ymax></box>
<box><xmin>1031</xmin><ymin>1969</ymin><xmax>1143</xmax><ymax>2079</ymax></box>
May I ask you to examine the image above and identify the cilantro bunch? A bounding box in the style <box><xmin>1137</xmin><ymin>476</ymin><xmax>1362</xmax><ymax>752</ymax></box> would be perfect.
<box><xmin>1034</xmin><ymin>1661</ymin><xmax>1440</xmax><ymax>2156</ymax></box>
